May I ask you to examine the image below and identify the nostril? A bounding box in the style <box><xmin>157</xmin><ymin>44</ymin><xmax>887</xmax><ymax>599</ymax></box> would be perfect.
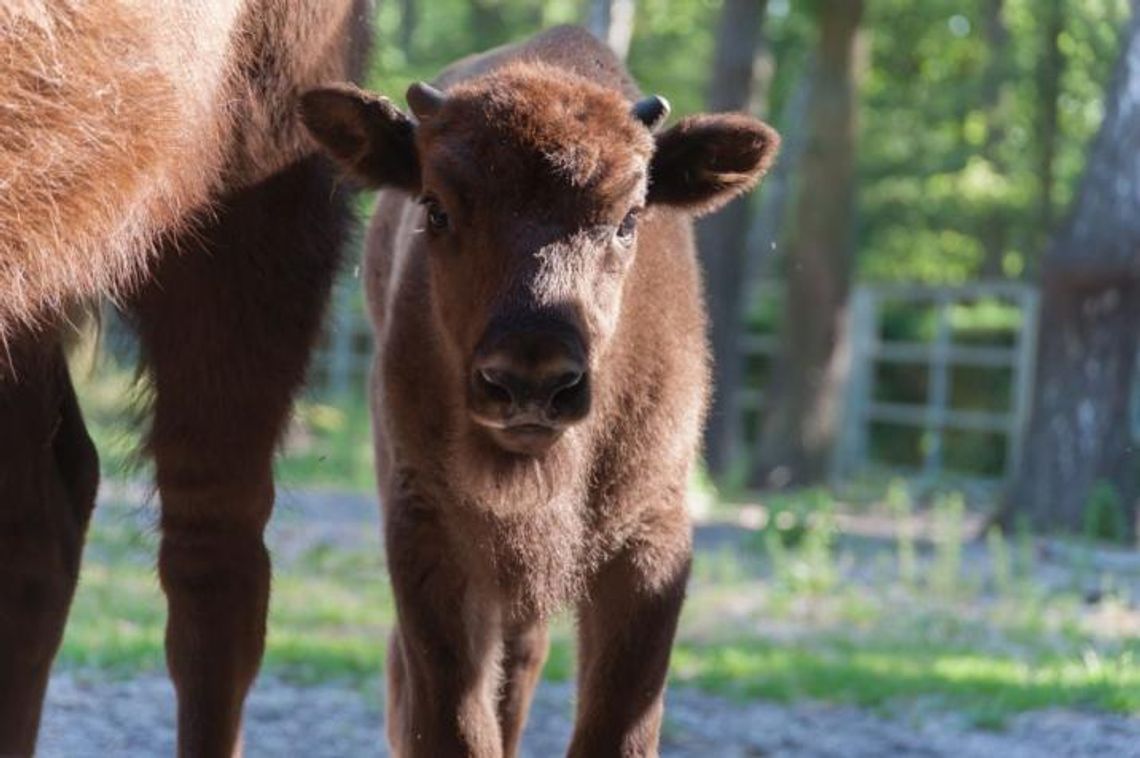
<box><xmin>551</xmin><ymin>371</ymin><xmax>584</xmax><ymax>393</ymax></box>
<box><xmin>548</xmin><ymin>371</ymin><xmax>589</xmax><ymax>419</ymax></box>
<box><xmin>477</xmin><ymin>368</ymin><xmax>514</xmax><ymax>406</ymax></box>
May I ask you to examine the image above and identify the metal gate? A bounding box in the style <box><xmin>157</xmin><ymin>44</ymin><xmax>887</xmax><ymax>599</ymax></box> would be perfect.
<box><xmin>738</xmin><ymin>281</ymin><xmax>1040</xmax><ymax>485</ymax></box>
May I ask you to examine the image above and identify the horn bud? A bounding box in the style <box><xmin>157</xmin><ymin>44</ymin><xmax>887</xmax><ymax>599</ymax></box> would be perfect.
<box><xmin>407</xmin><ymin>82</ymin><xmax>446</xmax><ymax>121</ymax></box>
<box><xmin>632</xmin><ymin>95</ymin><xmax>671</xmax><ymax>132</ymax></box>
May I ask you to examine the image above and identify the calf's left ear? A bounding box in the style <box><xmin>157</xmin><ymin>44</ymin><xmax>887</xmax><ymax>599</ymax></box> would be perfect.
<box><xmin>299</xmin><ymin>83</ymin><xmax>420</xmax><ymax>192</ymax></box>
<box><xmin>647</xmin><ymin>114</ymin><xmax>780</xmax><ymax>217</ymax></box>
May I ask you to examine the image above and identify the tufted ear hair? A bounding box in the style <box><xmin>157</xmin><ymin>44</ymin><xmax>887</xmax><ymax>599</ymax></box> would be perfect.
<box><xmin>299</xmin><ymin>83</ymin><xmax>420</xmax><ymax>191</ymax></box>
<box><xmin>647</xmin><ymin>113</ymin><xmax>780</xmax><ymax>217</ymax></box>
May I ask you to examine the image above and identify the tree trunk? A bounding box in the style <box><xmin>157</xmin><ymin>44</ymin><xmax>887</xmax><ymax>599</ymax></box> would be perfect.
<box><xmin>1010</xmin><ymin>3</ymin><xmax>1140</xmax><ymax>540</ymax></box>
<box><xmin>696</xmin><ymin>0</ymin><xmax>769</xmax><ymax>478</ymax></box>
<box><xmin>469</xmin><ymin>0</ymin><xmax>509</xmax><ymax>49</ymax></box>
<box><xmin>586</xmin><ymin>0</ymin><xmax>636</xmax><ymax>61</ymax></box>
<box><xmin>399</xmin><ymin>0</ymin><xmax>417</xmax><ymax>60</ymax></box>
<box><xmin>753</xmin><ymin>0</ymin><xmax>864</xmax><ymax>488</ymax></box>
<box><xmin>745</xmin><ymin>63</ymin><xmax>812</xmax><ymax>285</ymax></box>
<box><xmin>1036</xmin><ymin>0</ymin><xmax>1064</xmax><ymax>256</ymax></box>
<box><xmin>979</xmin><ymin>0</ymin><xmax>1011</xmax><ymax>278</ymax></box>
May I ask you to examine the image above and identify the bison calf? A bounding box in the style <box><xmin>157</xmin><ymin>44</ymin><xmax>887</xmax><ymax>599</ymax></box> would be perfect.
<box><xmin>302</xmin><ymin>26</ymin><xmax>777</xmax><ymax>757</ymax></box>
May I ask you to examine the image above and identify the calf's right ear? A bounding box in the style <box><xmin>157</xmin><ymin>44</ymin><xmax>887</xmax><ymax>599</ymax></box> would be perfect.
<box><xmin>299</xmin><ymin>84</ymin><xmax>419</xmax><ymax>192</ymax></box>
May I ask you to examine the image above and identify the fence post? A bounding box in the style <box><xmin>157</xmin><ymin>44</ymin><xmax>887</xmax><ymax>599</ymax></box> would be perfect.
<box><xmin>1006</xmin><ymin>287</ymin><xmax>1039</xmax><ymax>481</ymax></box>
<box><xmin>325</xmin><ymin>278</ymin><xmax>357</xmax><ymax>398</ymax></box>
<box><xmin>831</xmin><ymin>286</ymin><xmax>877</xmax><ymax>484</ymax></box>
<box><xmin>922</xmin><ymin>295</ymin><xmax>953</xmax><ymax>482</ymax></box>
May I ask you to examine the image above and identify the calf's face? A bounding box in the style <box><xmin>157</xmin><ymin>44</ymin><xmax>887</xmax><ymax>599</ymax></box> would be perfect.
<box><xmin>301</xmin><ymin>64</ymin><xmax>778</xmax><ymax>456</ymax></box>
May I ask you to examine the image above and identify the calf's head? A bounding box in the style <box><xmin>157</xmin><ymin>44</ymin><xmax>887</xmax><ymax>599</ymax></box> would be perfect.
<box><xmin>301</xmin><ymin>64</ymin><xmax>778</xmax><ymax>456</ymax></box>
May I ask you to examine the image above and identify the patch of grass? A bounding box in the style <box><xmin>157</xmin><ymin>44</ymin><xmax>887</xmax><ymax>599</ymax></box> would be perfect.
<box><xmin>275</xmin><ymin>396</ymin><xmax>376</xmax><ymax>493</ymax></box>
<box><xmin>543</xmin><ymin>633</ymin><xmax>576</xmax><ymax>682</ymax></box>
<box><xmin>61</xmin><ymin>506</ymin><xmax>392</xmax><ymax>683</ymax></box>
<box><xmin>671</xmin><ymin>638</ymin><xmax>1140</xmax><ymax>727</ymax></box>
<box><xmin>62</xmin><ymin>504</ymin><xmax>578</xmax><ymax>688</ymax></box>
<box><xmin>59</xmin><ymin>484</ymin><xmax>1140</xmax><ymax>729</ymax></box>
<box><xmin>73</xmin><ymin>351</ymin><xmax>376</xmax><ymax>493</ymax></box>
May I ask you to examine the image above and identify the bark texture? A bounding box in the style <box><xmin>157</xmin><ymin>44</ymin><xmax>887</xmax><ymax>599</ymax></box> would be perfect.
<box><xmin>586</xmin><ymin>0</ymin><xmax>635</xmax><ymax>60</ymax></box>
<box><xmin>1011</xmin><ymin>2</ymin><xmax>1140</xmax><ymax>539</ymax></box>
<box><xmin>754</xmin><ymin>0</ymin><xmax>864</xmax><ymax>487</ymax></box>
<box><xmin>697</xmin><ymin>0</ymin><xmax>769</xmax><ymax>477</ymax></box>
<box><xmin>1036</xmin><ymin>0</ymin><xmax>1064</xmax><ymax>251</ymax></box>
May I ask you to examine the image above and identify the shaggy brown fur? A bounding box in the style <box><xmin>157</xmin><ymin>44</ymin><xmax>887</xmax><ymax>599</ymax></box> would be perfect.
<box><xmin>303</xmin><ymin>25</ymin><xmax>778</xmax><ymax>757</ymax></box>
<box><xmin>0</xmin><ymin>3</ymin><xmax>370</xmax><ymax>755</ymax></box>
<box><xmin>0</xmin><ymin>0</ymin><xmax>369</xmax><ymax>344</ymax></box>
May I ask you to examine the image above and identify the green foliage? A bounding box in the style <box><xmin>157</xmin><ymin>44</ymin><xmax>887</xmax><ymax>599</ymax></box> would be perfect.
<box><xmin>1082</xmin><ymin>480</ymin><xmax>1130</xmax><ymax>544</ymax></box>
<box><xmin>931</xmin><ymin>492</ymin><xmax>967</xmax><ymax>597</ymax></box>
<box><xmin>363</xmin><ymin>0</ymin><xmax>1131</xmax><ymax>298</ymax></box>
<box><xmin>887</xmin><ymin>479</ymin><xmax>918</xmax><ymax>588</ymax></box>
<box><xmin>755</xmin><ymin>490</ymin><xmax>841</xmax><ymax>595</ymax></box>
<box><xmin>856</xmin><ymin>0</ymin><xmax>1127</xmax><ymax>283</ymax></box>
<box><xmin>367</xmin><ymin>0</ymin><xmax>722</xmax><ymax>118</ymax></box>
<box><xmin>987</xmin><ymin>526</ymin><xmax>1013</xmax><ymax>596</ymax></box>
<box><xmin>757</xmin><ymin>488</ymin><xmax>836</xmax><ymax>549</ymax></box>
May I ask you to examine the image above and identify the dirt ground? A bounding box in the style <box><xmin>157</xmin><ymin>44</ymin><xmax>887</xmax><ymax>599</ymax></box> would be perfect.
<box><xmin>37</xmin><ymin>671</ymin><xmax>1140</xmax><ymax>757</ymax></box>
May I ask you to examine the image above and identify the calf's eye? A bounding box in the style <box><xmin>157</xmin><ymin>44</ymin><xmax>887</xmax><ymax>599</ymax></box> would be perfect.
<box><xmin>421</xmin><ymin>197</ymin><xmax>449</xmax><ymax>233</ymax></box>
<box><xmin>615</xmin><ymin>209</ymin><xmax>639</xmax><ymax>245</ymax></box>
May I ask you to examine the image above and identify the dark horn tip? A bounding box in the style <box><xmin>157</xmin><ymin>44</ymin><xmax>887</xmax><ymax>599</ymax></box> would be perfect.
<box><xmin>632</xmin><ymin>95</ymin><xmax>671</xmax><ymax>132</ymax></box>
<box><xmin>406</xmin><ymin>82</ymin><xmax>446</xmax><ymax>121</ymax></box>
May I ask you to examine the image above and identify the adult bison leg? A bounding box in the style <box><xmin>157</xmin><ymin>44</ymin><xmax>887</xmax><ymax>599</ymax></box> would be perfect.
<box><xmin>132</xmin><ymin>157</ymin><xmax>347</xmax><ymax>757</ymax></box>
<box><xmin>568</xmin><ymin>516</ymin><xmax>692</xmax><ymax>758</ymax></box>
<box><xmin>384</xmin><ymin>503</ymin><xmax>503</xmax><ymax>757</ymax></box>
<box><xmin>497</xmin><ymin>620</ymin><xmax>549</xmax><ymax>757</ymax></box>
<box><xmin>0</xmin><ymin>336</ymin><xmax>99</xmax><ymax>754</ymax></box>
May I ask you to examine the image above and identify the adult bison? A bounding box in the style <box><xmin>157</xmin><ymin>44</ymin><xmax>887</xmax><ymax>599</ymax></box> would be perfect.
<box><xmin>0</xmin><ymin>2</ymin><xmax>371</xmax><ymax>754</ymax></box>
<box><xmin>302</xmin><ymin>25</ymin><xmax>778</xmax><ymax>756</ymax></box>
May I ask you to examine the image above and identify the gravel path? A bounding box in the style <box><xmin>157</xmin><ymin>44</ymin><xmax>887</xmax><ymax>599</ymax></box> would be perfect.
<box><xmin>37</xmin><ymin>672</ymin><xmax>1140</xmax><ymax>757</ymax></box>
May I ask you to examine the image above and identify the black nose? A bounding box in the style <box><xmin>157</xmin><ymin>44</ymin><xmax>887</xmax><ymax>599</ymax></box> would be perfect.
<box><xmin>470</xmin><ymin>339</ymin><xmax>590</xmax><ymax>425</ymax></box>
<box><xmin>475</xmin><ymin>366</ymin><xmax>587</xmax><ymax>418</ymax></box>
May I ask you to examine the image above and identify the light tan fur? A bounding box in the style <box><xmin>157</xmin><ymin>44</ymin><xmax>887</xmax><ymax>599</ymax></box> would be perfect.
<box><xmin>0</xmin><ymin>5</ymin><xmax>371</xmax><ymax>753</ymax></box>
<box><xmin>0</xmin><ymin>0</ymin><xmax>366</xmax><ymax>343</ymax></box>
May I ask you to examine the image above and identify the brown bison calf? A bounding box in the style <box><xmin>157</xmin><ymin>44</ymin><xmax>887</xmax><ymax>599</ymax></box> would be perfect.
<box><xmin>302</xmin><ymin>26</ymin><xmax>777</xmax><ymax>757</ymax></box>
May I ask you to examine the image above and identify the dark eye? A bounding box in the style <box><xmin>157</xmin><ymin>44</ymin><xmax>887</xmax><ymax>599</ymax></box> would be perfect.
<box><xmin>421</xmin><ymin>197</ymin><xmax>449</xmax><ymax>233</ymax></box>
<box><xmin>615</xmin><ymin>209</ymin><xmax>639</xmax><ymax>245</ymax></box>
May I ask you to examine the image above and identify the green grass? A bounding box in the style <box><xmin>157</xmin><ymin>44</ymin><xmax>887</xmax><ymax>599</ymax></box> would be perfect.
<box><xmin>60</xmin><ymin>515</ymin><xmax>393</xmax><ymax>682</ymax></box>
<box><xmin>671</xmin><ymin>639</ymin><xmax>1140</xmax><ymax>728</ymax></box>
<box><xmin>275</xmin><ymin>396</ymin><xmax>376</xmax><ymax>493</ymax></box>
<box><xmin>66</xmin><ymin>355</ymin><xmax>1140</xmax><ymax>727</ymax></box>
<box><xmin>61</xmin><ymin>506</ymin><xmax>579</xmax><ymax>687</ymax></box>
<box><xmin>72</xmin><ymin>352</ymin><xmax>377</xmax><ymax>493</ymax></box>
<box><xmin>59</xmin><ymin>493</ymin><xmax>1140</xmax><ymax>730</ymax></box>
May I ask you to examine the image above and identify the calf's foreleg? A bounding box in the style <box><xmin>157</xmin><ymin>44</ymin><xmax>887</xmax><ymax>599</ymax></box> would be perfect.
<box><xmin>384</xmin><ymin>503</ymin><xmax>503</xmax><ymax>758</ymax></box>
<box><xmin>497</xmin><ymin>620</ymin><xmax>549</xmax><ymax>757</ymax></box>
<box><xmin>568</xmin><ymin>517</ymin><xmax>691</xmax><ymax>758</ymax></box>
